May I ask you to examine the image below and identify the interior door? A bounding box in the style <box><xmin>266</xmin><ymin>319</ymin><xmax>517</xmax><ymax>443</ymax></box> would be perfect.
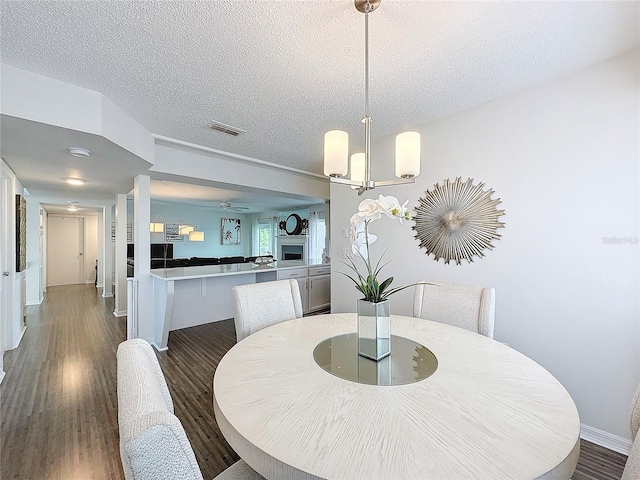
<box><xmin>47</xmin><ymin>216</ymin><xmax>84</xmax><ymax>286</ymax></box>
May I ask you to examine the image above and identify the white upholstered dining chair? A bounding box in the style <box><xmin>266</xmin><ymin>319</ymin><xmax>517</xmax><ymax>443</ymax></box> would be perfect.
<box><xmin>622</xmin><ymin>383</ymin><xmax>640</xmax><ymax>479</ymax></box>
<box><xmin>232</xmin><ymin>279</ymin><xmax>303</xmax><ymax>342</ymax></box>
<box><xmin>117</xmin><ymin>339</ymin><xmax>263</xmax><ymax>480</ymax></box>
<box><xmin>413</xmin><ymin>281</ymin><xmax>495</xmax><ymax>338</ymax></box>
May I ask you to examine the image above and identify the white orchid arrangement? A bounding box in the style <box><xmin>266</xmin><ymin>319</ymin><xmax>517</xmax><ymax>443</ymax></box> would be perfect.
<box><xmin>344</xmin><ymin>194</ymin><xmax>415</xmax><ymax>303</ymax></box>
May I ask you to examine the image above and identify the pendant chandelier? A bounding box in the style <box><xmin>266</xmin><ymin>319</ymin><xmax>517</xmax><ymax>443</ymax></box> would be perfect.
<box><xmin>323</xmin><ymin>0</ymin><xmax>420</xmax><ymax>195</ymax></box>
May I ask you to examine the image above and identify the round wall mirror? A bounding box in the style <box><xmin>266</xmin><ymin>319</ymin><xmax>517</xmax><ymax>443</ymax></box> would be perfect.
<box><xmin>285</xmin><ymin>213</ymin><xmax>303</xmax><ymax>235</ymax></box>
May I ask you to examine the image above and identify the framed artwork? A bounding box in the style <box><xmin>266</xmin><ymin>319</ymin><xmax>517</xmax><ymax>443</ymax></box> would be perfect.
<box><xmin>221</xmin><ymin>218</ymin><xmax>241</xmax><ymax>245</ymax></box>
<box><xmin>166</xmin><ymin>225</ymin><xmax>185</xmax><ymax>242</ymax></box>
<box><xmin>111</xmin><ymin>222</ymin><xmax>133</xmax><ymax>242</ymax></box>
<box><xmin>16</xmin><ymin>194</ymin><xmax>26</xmax><ymax>272</ymax></box>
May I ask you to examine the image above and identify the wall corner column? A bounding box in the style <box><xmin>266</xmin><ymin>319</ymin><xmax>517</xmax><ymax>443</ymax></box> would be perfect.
<box><xmin>102</xmin><ymin>205</ymin><xmax>113</xmax><ymax>298</ymax></box>
<box><xmin>114</xmin><ymin>194</ymin><xmax>128</xmax><ymax>316</ymax></box>
<box><xmin>133</xmin><ymin>175</ymin><xmax>152</xmax><ymax>342</ymax></box>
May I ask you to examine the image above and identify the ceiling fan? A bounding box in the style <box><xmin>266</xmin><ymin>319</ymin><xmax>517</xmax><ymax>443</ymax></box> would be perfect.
<box><xmin>217</xmin><ymin>200</ymin><xmax>249</xmax><ymax>211</ymax></box>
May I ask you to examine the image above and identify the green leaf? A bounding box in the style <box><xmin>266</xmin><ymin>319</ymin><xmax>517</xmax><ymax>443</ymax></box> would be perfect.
<box><xmin>378</xmin><ymin>277</ymin><xmax>393</xmax><ymax>295</ymax></box>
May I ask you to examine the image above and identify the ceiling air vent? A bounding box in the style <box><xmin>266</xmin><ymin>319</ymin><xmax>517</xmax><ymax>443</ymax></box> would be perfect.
<box><xmin>206</xmin><ymin>121</ymin><xmax>246</xmax><ymax>137</ymax></box>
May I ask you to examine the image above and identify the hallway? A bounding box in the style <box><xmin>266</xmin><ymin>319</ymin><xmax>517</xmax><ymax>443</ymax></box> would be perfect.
<box><xmin>0</xmin><ymin>284</ymin><xmax>240</xmax><ymax>480</ymax></box>
<box><xmin>1</xmin><ymin>285</ymin><xmax>125</xmax><ymax>479</ymax></box>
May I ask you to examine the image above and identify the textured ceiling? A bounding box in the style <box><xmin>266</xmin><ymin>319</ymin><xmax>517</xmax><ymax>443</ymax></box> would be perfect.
<box><xmin>1</xmin><ymin>0</ymin><xmax>638</xmax><ymax>204</ymax></box>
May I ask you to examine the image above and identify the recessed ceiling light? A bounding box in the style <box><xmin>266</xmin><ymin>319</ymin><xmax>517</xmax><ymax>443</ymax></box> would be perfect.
<box><xmin>68</xmin><ymin>147</ymin><xmax>91</xmax><ymax>157</ymax></box>
<box><xmin>65</xmin><ymin>178</ymin><xmax>86</xmax><ymax>186</ymax></box>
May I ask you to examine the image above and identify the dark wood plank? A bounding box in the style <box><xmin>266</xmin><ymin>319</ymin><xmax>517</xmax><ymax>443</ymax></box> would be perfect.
<box><xmin>0</xmin><ymin>284</ymin><xmax>629</xmax><ymax>479</ymax></box>
<box><xmin>1</xmin><ymin>284</ymin><xmax>125</xmax><ymax>480</ymax></box>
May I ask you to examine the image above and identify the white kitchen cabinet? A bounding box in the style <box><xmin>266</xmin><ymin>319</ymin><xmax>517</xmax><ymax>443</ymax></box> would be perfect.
<box><xmin>308</xmin><ymin>274</ymin><xmax>330</xmax><ymax>312</ymax></box>
<box><xmin>277</xmin><ymin>265</ymin><xmax>331</xmax><ymax>313</ymax></box>
<box><xmin>308</xmin><ymin>265</ymin><xmax>331</xmax><ymax>312</ymax></box>
<box><xmin>277</xmin><ymin>267</ymin><xmax>308</xmax><ymax>280</ymax></box>
<box><xmin>296</xmin><ymin>278</ymin><xmax>309</xmax><ymax>314</ymax></box>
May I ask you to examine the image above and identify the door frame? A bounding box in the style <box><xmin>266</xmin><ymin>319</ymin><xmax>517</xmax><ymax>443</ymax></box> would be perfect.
<box><xmin>0</xmin><ymin>164</ymin><xmax>15</xmax><ymax>380</ymax></box>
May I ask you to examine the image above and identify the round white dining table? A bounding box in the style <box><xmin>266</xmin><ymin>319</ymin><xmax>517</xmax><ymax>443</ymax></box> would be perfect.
<box><xmin>213</xmin><ymin>313</ymin><xmax>580</xmax><ymax>480</ymax></box>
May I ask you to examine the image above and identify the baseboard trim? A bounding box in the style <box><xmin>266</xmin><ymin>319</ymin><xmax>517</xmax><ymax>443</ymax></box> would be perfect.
<box><xmin>152</xmin><ymin>342</ymin><xmax>168</xmax><ymax>352</ymax></box>
<box><xmin>113</xmin><ymin>309</ymin><xmax>126</xmax><ymax>318</ymax></box>
<box><xmin>12</xmin><ymin>325</ymin><xmax>27</xmax><ymax>350</ymax></box>
<box><xmin>102</xmin><ymin>293</ymin><xmax>114</xmax><ymax>299</ymax></box>
<box><xmin>580</xmin><ymin>423</ymin><xmax>631</xmax><ymax>455</ymax></box>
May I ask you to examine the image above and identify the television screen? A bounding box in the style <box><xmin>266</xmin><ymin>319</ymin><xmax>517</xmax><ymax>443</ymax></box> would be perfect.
<box><xmin>151</xmin><ymin>243</ymin><xmax>173</xmax><ymax>259</ymax></box>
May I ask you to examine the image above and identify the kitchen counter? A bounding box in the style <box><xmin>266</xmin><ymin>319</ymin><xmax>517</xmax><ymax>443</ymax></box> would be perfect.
<box><xmin>150</xmin><ymin>260</ymin><xmax>325</xmax><ymax>281</ymax></box>
<box><xmin>149</xmin><ymin>260</ymin><xmax>330</xmax><ymax>351</ymax></box>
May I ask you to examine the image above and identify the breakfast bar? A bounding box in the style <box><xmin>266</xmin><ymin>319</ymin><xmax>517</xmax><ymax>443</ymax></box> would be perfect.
<box><xmin>150</xmin><ymin>260</ymin><xmax>330</xmax><ymax>350</ymax></box>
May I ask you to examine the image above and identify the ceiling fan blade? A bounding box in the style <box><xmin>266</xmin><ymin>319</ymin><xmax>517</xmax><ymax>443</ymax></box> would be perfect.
<box><xmin>219</xmin><ymin>200</ymin><xmax>248</xmax><ymax>211</ymax></box>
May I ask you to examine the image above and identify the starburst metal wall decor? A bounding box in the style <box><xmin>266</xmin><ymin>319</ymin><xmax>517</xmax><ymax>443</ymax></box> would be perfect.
<box><xmin>413</xmin><ymin>177</ymin><xmax>505</xmax><ymax>265</ymax></box>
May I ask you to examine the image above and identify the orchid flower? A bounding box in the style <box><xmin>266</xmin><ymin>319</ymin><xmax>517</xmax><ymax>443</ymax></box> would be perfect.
<box><xmin>350</xmin><ymin>220</ymin><xmax>377</xmax><ymax>257</ymax></box>
<box><xmin>343</xmin><ymin>194</ymin><xmax>419</xmax><ymax>303</ymax></box>
<box><xmin>377</xmin><ymin>194</ymin><xmax>411</xmax><ymax>223</ymax></box>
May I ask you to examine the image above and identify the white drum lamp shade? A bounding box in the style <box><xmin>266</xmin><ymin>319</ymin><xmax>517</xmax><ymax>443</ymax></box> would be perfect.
<box><xmin>178</xmin><ymin>225</ymin><xmax>194</xmax><ymax>235</ymax></box>
<box><xmin>189</xmin><ymin>231</ymin><xmax>204</xmax><ymax>242</ymax></box>
<box><xmin>350</xmin><ymin>153</ymin><xmax>365</xmax><ymax>182</ymax></box>
<box><xmin>395</xmin><ymin>131</ymin><xmax>420</xmax><ymax>178</ymax></box>
<box><xmin>150</xmin><ymin>222</ymin><xmax>164</xmax><ymax>233</ymax></box>
<box><xmin>324</xmin><ymin>130</ymin><xmax>349</xmax><ymax>177</ymax></box>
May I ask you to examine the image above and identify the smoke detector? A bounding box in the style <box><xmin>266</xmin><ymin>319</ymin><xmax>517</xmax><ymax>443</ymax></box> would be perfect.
<box><xmin>68</xmin><ymin>147</ymin><xmax>91</xmax><ymax>157</ymax></box>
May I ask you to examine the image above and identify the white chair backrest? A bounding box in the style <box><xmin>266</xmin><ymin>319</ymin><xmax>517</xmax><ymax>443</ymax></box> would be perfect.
<box><xmin>631</xmin><ymin>384</ymin><xmax>640</xmax><ymax>441</ymax></box>
<box><xmin>413</xmin><ymin>281</ymin><xmax>495</xmax><ymax>338</ymax></box>
<box><xmin>622</xmin><ymin>383</ymin><xmax>640</xmax><ymax>479</ymax></box>
<box><xmin>117</xmin><ymin>339</ymin><xmax>203</xmax><ymax>480</ymax></box>
<box><xmin>232</xmin><ymin>279</ymin><xmax>303</xmax><ymax>342</ymax></box>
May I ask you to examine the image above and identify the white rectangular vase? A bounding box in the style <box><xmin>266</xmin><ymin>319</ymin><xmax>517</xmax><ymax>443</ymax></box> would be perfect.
<box><xmin>357</xmin><ymin>299</ymin><xmax>391</xmax><ymax>361</ymax></box>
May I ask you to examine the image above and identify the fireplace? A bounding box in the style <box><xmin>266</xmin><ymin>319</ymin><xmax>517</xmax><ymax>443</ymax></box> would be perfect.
<box><xmin>281</xmin><ymin>244</ymin><xmax>304</xmax><ymax>261</ymax></box>
<box><xmin>278</xmin><ymin>237</ymin><xmax>307</xmax><ymax>262</ymax></box>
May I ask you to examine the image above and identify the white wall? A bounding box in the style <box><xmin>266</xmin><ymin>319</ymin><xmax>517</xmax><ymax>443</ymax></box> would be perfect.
<box><xmin>331</xmin><ymin>50</ymin><xmax>639</xmax><ymax>443</ymax></box>
<box><xmin>25</xmin><ymin>197</ymin><xmax>43</xmax><ymax>305</ymax></box>
<box><xmin>152</xmin><ymin>141</ymin><xmax>328</xmax><ymax>202</ymax></box>
<box><xmin>1</xmin><ymin>64</ymin><xmax>155</xmax><ymax>164</ymax></box>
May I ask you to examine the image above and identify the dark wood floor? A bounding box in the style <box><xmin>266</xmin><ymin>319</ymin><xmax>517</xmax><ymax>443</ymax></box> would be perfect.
<box><xmin>0</xmin><ymin>284</ymin><xmax>628</xmax><ymax>479</ymax></box>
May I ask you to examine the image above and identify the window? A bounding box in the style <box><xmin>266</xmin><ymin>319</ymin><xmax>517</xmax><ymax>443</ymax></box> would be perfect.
<box><xmin>253</xmin><ymin>218</ymin><xmax>275</xmax><ymax>256</ymax></box>
<box><xmin>309</xmin><ymin>211</ymin><xmax>326</xmax><ymax>261</ymax></box>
